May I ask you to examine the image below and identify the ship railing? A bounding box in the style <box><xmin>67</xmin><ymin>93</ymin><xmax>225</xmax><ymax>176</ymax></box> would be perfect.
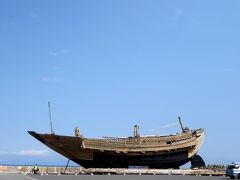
<box><xmin>83</xmin><ymin>140</ymin><xmax>196</xmax><ymax>152</ymax></box>
<box><xmin>83</xmin><ymin>136</ymin><xmax>196</xmax><ymax>150</ymax></box>
<box><xmin>103</xmin><ymin>136</ymin><xmax>127</xmax><ymax>142</ymax></box>
<box><xmin>83</xmin><ymin>133</ymin><xmax>197</xmax><ymax>149</ymax></box>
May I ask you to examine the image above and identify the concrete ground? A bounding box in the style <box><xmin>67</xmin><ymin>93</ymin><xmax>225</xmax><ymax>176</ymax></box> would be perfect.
<box><xmin>0</xmin><ymin>174</ymin><xmax>37</xmax><ymax>180</ymax></box>
<box><xmin>0</xmin><ymin>174</ymin><xmax>229</xmax><ymax>180</ymax></box>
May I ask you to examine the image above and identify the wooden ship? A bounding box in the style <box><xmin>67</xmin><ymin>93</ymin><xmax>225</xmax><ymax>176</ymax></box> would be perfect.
<box><xmin>28</xmin><ymin>117</ymin><xmax>205</xmax><ymax>169</ymax></box>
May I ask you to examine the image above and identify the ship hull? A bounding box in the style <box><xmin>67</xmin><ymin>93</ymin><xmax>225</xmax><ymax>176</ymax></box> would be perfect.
<box><xmin>28</xmin><ymin>130</ymin><xmax>205</xmax><ymax>169</ymax></box>
<box><xmin>72</xmin><ymin>150</ymin><xmax>190</xmax><ymax>168</ymax></box>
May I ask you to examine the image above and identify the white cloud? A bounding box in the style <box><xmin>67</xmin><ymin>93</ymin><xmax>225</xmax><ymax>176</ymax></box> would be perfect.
<box><xmin>50</xmin><ymin>48</ymin><xmax>71</xmax><ymax>57</ymax></box>
<box><xmin>17</xmin><ymin>150</ymin><xmax>49</xmax><ymax>156</ymax></box>
<box><xmin>41</xmin><ymin>76</ymin><xmax>63</xmax><ymax>83</ymax></box>
<box><xmin>28</xmin><ymin>12</ymin><xmax>40</xmax><ymax>19</ymax></box>
<box><xmin>49</xmin><ymin>51</ymin><xmax>59</xmax><ymax>57</ymax></box>
<box><xmin>53</xmin><ymin>66</ymin><xmax>61</xmax><ymax>70</ymax></box>
<box><xmin>173</xmin><ymin>8</ymin><xmax>184</xmax><ymax>22</ymax></box>
<box><xmin>61</xmin><ymin>48</ymin><xmax>71</xmax><ymax>55</ymax></box>
<box><xmin>0</xmin><ymin>150</ymin><xmax>49</xmax><ymax>157</ymax></box>
<box><xmin>9</xmin><ymin>21</ymin><xmax>16</xmax><ymax>25</ymax></box>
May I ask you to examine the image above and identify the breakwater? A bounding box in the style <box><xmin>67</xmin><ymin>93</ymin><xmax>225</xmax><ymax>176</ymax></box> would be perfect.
<box><xmin>0</xmin><ymin>166</ymin><xmax>225</xmax><ymax>176</ymax></box>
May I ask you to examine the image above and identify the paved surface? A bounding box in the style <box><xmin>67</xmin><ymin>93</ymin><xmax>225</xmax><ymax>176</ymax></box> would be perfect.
<box><xmin>0</xmin><ymin>174</ymin><xmax>37</xmax><ymax>180</ymax></box>
<box><xmin>0</xmin><ymin>174</ymin><xmax>229</xmax><ymax>180</ymax></box>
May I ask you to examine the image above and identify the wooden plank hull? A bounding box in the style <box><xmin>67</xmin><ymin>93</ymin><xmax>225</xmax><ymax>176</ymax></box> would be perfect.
<box><xmin>28</xmin><ymin>129</ymin><xmax>205</xmax><ymax>168</ymax></box>
<box><xmin>72</xmin><ymin>150</ymin><xmax>190</xmax><ymax>168</ymax></box>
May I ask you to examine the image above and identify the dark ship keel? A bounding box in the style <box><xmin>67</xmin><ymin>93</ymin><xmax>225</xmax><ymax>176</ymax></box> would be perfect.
<box><xmin>72</xmin><ymin>150</ymin><xmax>190</xmax><ymax>169</ymax></box>
<box><xmin>190</xmin><ymin>155</ymin><xmax>206</xmax><ymax>169</ymax></box>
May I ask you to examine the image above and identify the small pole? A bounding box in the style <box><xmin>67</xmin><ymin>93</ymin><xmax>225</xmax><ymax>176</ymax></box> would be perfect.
<box><xmin>48</xmin><ymin>101</ymin><xmax>54</xmax><ymax>134</ymax></box>
<box><xmin>178</xmin><ymin>116</ymin><xmax>184</xmax><ymax>133</ymax></box>
<box><xmin>64</xmin><ymin>159</ymin><xmax>70</xmax><ymax>174</ymax></box>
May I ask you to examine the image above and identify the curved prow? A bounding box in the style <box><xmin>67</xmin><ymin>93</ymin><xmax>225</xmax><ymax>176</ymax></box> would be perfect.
<box><xmin>28</xmin><ymin>131</ymin><xmax>38</xmax><ymax>138</ymax></box>
<box><xmin>28</xmin><ymin>131</ymin><xmax>46</xmax><ymax>144</ymax></box>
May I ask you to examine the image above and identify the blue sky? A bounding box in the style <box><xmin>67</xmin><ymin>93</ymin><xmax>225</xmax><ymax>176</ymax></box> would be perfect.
<box><xmin>0</xmin><ymin>0</ymin><xmax>240</xmax><ymax>167</ymax></box>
